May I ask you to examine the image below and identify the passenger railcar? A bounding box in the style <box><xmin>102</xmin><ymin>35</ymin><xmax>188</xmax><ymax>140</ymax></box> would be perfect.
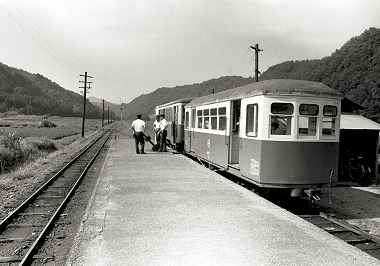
<box><xmin>155</xmin><ymin>98</ymin><xmax>192</xmax><ymax>151</ymax></box>
<box><xmin>156</xmin><ymin>79</ymin><xmax>343</xmax><ymax>196</ymax></box>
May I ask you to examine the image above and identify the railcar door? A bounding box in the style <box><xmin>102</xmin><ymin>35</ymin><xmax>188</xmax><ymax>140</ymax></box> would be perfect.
<box><xmin>173</xmin><ymin>106</ymin><xmax>178</xmax><ymax>144</ymax></box>
<box><xmin>229</xmin><ymin>100</ymin><xmax>241</xmax><ymax>168</ymax></box>
<box><xmin>184</xmin><ymin>108</ymin><xmax>195</xmax><ymax>152</ymax></box>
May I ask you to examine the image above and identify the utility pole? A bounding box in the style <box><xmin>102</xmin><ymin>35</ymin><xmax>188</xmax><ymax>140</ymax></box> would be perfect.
<box><xmin>79</xmin><ymin>72</ymin><xmax>94</xmax><ymax>137</ymax></box>
<box><xmin>120</xmin><ymin>97</ymin><xmax>124</xmax><ymax>121</ymax></box>
<box><xmin>107</xmin><ymin>106</ymin><xmax>110</xmax><ymax>124</ymax></box>
<box><xmin>102</xmin><ymin>99</ymin><xmax>105</xmax><ymax>127</ymax></box>
<box><xmin>250</xmin><ymin>43</ymin><xmax>263</xmax><ymax>82</ymax></box>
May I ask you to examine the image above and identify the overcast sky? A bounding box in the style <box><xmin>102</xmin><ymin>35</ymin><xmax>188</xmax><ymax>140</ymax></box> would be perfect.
<box><xmin>0</xmin><ymin>0</ymin><xmax>379</xmax><ymax>103</ymax></box>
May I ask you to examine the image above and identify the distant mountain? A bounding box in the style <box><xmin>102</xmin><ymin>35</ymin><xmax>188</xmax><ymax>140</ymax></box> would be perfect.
<box><xmin>88</xmin><ymin>96</ymin><xmax>121</xmax><ymax>119</ymax></box>
<box><xmin>124</xmin><ymin>76</ymin><xmax>254</xmax><ymax>120</ymax></box>
<box><xmin>260</xmin><ymin>27</ymin><xmax>380</xmax><ymax>122</ymax></box>
<box><xmin>0</xmin><ymin>62</ymin><xmax>102</xmax><ymax>118</ymax></box>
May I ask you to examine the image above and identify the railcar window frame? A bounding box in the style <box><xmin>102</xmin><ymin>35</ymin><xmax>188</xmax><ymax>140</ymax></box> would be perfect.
<box><xmin>322</xmin><ymin>105</ymin><xmax>338</xmax><ymax>137</ymax></box>
<box><xmin>218</xmin><ymin>107</ymin><xmax>227</xmax><ymax>131</ymax></box>
<box><xmin>246</xmin><ymin>104</ymin><xmax>258</xmax><ymax>137</ymax></box>
<box><xmin>210</xmin><ymin>108</ymin><xmax>217</xmax><ymax>130</ymax></box>
<box><xmin>197</xmin><ymin>109</ymin><xmax>203</xmax><ymax>129</ymax></box>
<box><xmin>298</xmin><ymin>104</ymin><xmax>319</xmax><ymax>138</ymax></box>
<box><xmin>203</xmin><ymin>109</ymin><xmax>210</xmax><ymax>129</ymax></box>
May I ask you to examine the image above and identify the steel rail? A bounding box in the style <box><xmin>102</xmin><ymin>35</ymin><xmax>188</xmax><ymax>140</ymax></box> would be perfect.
<box><xmin>19</xmin><ymin>131</ymin><xmax>111</xmax><ymax>265</ymax></box>
<box><xmin>0</xmin><ymin>130</ymin><xmax>108</xmax><ymax>231</ymax></box>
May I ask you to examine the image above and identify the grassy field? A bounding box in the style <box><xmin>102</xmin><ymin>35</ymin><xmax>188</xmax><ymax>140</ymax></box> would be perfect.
<box><xmin>0</xmin><ymin>114</ymin><xmax>108</xmax><ymax>174</ymax></box>
<box><xmin>0</xmin><ymin>115</ymin><xmax>104</xmax><ymax>141</ymax></box>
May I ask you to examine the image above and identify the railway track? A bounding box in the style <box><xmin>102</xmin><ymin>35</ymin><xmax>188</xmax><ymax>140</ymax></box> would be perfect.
<box><xmin>300</xmin><ymin>213</ymin><xmax>380</xmax><ymax>260</ymax></box>
<box><xmin>0</xmin><ymin>130</ymin><xmax>112</xmax><ymax>265</ymax></box>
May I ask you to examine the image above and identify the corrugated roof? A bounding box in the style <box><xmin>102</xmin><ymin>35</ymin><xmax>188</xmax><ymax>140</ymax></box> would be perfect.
<box><xmin>340</xmin><ymin>114</ymin><xmax>380</xmax><ymax>130</ymax></box>
<box><xmin>187</xmin><ymin>79</ymin><xmax>342</xmax><ymax>107</ymax></box>
<box><xmin>156</xmin><ymin>97</ymin><xmax>193</xmax><ymax>109</ymax></box>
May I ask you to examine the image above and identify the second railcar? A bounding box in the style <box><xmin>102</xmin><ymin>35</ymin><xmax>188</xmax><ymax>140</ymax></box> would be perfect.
<box><xmin>155</xmin><ymin>98</ymin><xmax>192</xmax><ymax>151</ymax></box>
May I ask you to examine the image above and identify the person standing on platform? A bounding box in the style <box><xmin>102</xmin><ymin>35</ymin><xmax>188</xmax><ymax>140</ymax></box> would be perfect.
<box><xmin>159</xmin><ymin>114</ymin><xmax>168</xmax><ymax>152</ymax></box>
<box><xmin>131</xmin><ymin>114</ymin><xmax>146</xmax><ymax>154</ymax></box>
<box><xmin>153</xmin><ymin>115</ymin><xmax>161</xmax><ymax>145</ymax></box>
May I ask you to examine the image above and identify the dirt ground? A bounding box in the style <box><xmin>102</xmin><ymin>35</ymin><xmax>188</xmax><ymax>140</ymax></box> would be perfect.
<box><xmin>318</xmin><ymin>186</ymin><xmax>380</xmax><ymax>237</ymax></box>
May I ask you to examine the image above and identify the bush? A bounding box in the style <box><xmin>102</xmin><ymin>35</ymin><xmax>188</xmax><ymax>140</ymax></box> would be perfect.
<box><xmin>38</xmin><ymin>120</ymin><xmax>56</xmax><ymax>128</ymax></box>
<box><xmin>1</xmin><ymin>132</ymin><xmax>22</xmax><ymax>151</ymax></box>
<box><xmin>0</xmin><ymin>134</ymin><xmax>57</xmax><ymax>173</ymax></box>
<box><xmin>24</xmin><ymin>137</ymin><xmax>57</xmax><ymax>152</ymax></box>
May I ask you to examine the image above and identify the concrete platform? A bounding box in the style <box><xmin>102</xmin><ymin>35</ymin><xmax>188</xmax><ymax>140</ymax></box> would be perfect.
<box><xmin>66</xmin><ymin>137</ymin><xmax>380</xmax><ymax>266</ymax></box>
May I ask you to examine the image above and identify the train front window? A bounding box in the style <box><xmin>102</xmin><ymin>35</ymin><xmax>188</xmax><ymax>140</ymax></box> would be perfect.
<box><xmin>271</xmin><ymin>103</ymin><xmax>293</xmax><ymax>115</ymax></box>
<box><xmin>270</xmin><ymin>103</ymin><xmax>293</xmax><ymax>135</ymax></box>
<box><xmin>298</xmin><ymin>104</ymin><xmax>319</xmax><ymax>136</ymax></box>
<box><xmin>322</xmin><ymin>105</ymin><xmax>337</xmax><ymax>136</ymax></box>
<box><xmin>270</xmin><ymin>116</ymin><xmax>292</xmax><ymax>135</ymax></box>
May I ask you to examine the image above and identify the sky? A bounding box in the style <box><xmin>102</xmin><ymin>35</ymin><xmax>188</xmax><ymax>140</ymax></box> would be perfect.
<box><xmin>0</xmin><ymin>0</ymin><xmax>379</xmax><ymax>103</ymax></box>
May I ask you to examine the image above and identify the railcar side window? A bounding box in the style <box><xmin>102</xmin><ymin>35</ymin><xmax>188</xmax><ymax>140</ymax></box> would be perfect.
<box><xmin>322</xmin><ymin>105</ymin><xmax>337</xmax><ymax>136</ymax></box>
<box><xmin>218</xmin><ymin>107</ymin><xmax>227</xmax><ymax>130</ymax></box>
<box><xmin>185</xmin><ymin>111</ymin><xmax>189</xmax><ymax>129</ymax></box>
<box><xmin>246</xmin><ymin>104</ymin><xmax>258</xmax><ymax>137</ymax></box>
<box><xmin>197</xmin><ymin>110</ymin><xmax>203</xmax><ymax>129</ymax></box>
<box><xmin>210</xmin><ymin>108</ymin><xmax>217</xmax><ymax>130</ymax></box>
<box><xmin>203</xmin><ymin>109</ymin><xmax>210</xmax><ymax>129</ymax></box>
<box><xmin>270</xmin><ymin>103</ymin><xmax>293</xmax><ymax>135</ymax></box>
<box><xmin>298</xmin><ymin>104</ymin><xmax>318</xmax><ymax>136</ymax></box>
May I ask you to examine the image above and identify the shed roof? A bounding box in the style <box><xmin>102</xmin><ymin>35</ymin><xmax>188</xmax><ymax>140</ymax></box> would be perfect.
<box><xmin>340</xmin><ymin>114</ymin><xmax>380</xmax><ymax>130</ymax></box>
<box><xmin>187</xmin><ymin>79</ymin><xmax>342</xmax><ymax>107</ymax></box>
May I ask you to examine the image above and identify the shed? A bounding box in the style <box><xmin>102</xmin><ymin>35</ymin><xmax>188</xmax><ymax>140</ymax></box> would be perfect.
<box><xmin>339</xmin><ymin>114</ymin><xmax>380</xmax><ymax>184</ymax></box>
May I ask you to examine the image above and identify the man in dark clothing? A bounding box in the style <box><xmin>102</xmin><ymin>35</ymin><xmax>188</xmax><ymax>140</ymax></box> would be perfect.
<box><xmin>131</xmin><ymin>114</ymin><xmax>146</xmax><ymax>154</ymax></box>
<box><xmin>159</xmin><ymin>114</ymin><xmax>168</xmax><ymax>152</ymax></box>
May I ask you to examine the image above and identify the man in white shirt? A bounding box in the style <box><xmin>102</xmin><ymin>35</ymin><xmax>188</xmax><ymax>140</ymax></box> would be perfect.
<box><xmin>131</xmin><ymin>114</ymin><xmax>146</xmax><ymax>154</ymax></box>
<box><xmin>159</xmin><ymin>114</ymin><xmax>168</xmax><ymax>152</ymax></box>
<box><xmin>153</xmin><ymin>115</ymin><xmax>161</xmax><ymax>145</ymax></box>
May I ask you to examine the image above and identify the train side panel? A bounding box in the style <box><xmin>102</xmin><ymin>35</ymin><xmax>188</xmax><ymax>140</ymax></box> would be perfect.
<box><xmin>187</xmin><ymin>131</ymin><xmax>229</xmax><ymax>167</ymax></box>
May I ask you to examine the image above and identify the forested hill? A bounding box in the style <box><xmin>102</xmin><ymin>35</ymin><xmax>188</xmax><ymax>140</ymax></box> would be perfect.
<box><xmin>124</xmin><ymin>76</ymin><xmax>254</xmax><ymax>120</ymax></box>
<box><xmin>260</xmin><ymin>27</ymin><xmax>380</xmax><ymax>122</ymax></box>
<box><xmin>0</xmin><ymin>62</ymin><xmax>101</xmax><ymax>118</ymax></box>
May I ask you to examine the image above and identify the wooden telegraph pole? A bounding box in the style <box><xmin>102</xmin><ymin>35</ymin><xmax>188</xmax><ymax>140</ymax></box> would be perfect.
<box><xmin>107</xmin><ymin>106</ymin><xmax>110</xmax><ymax>124</ymax></box>
<box><xmin>250</xmin><ymin>44</ymin><xmax>263</xmax><ymax>82</ymax></box>
<box><xmin>79</xmin><ymin>72</ymin><xmax>94</xmax><ymax>137</ymax></box>
<box><xmin>102</xmin><ymin>99</ymin><xmax>105</xmax><ymax>127</ymax></box>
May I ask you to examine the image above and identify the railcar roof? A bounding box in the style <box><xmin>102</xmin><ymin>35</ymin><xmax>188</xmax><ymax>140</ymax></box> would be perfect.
<box><xmin>156</xmin><ymin>97</ymin><xmax>193</xmax><ymax>109</ymax></box>
<box><xmin>186</xmin><ymin>79</ymin><xmax>342</xmax><ymax>107</ymax></box>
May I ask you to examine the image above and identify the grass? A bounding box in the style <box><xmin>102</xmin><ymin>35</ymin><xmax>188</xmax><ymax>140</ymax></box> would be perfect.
<box><xmin>0</xmin><ymin>114</ymin><xmax>106</xmax><ymax>174</ymax></box>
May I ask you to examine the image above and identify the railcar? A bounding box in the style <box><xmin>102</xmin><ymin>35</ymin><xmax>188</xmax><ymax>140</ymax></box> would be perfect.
<box><xmin>155</xmin><ymin>98</ymin><xmax>192</xmax><ymax>151</ymax></box>
<box><xmin>155</xmin><ymin>79</ymin><xmax>342</xmax><ymax>197</ymax></box>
